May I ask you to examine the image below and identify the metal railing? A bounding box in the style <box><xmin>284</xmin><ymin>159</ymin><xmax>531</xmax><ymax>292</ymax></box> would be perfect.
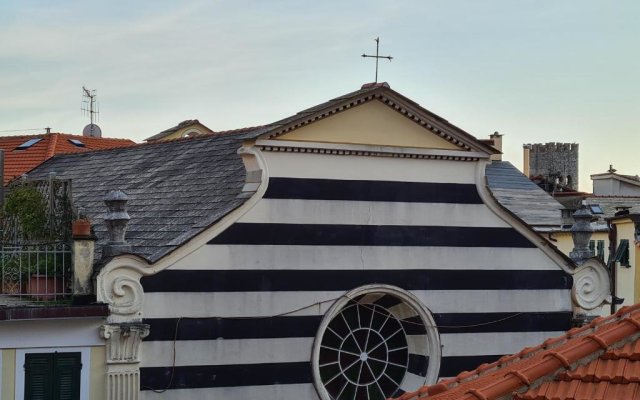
<box><xmin>0</xmin><ymin>243</ymin><xmax>71</xmax><ymax>302</ymax></box>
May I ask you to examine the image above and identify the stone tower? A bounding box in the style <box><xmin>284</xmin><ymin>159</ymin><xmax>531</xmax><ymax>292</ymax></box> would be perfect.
<box><xmin>523</xmin><ymin>142</ymin><xmax>579</xmax><ymax>191</ymax></box>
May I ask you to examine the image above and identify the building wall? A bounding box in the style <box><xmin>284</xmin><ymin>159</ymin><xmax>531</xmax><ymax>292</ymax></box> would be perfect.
<box><xmin>615</xmin><ymin>220</ymin><xmax>636</xmax><ymax>308</ymax></box>
<box><xmin>593</xmin><ymin>178</ymin><xmax>640</xmax><ymax>196</ymax></box>
<box><xmin>154</xmin><ymin>125</ymin><xmax>208</xmax><ymax>142</ymax></box>
<box><xmin>137</xmin><ymin>150</ymin><xmax>573</xmax><ymax>400</ymax></box>
<box><xmin>552</xmin><ymin>231</ymin><xmax>609</xmax><ymax>263</ymax></box>
<box><xmin>593</xmin><ymin>179</ymin><xmax>619</xmax><ymax>196</ymax></box>
<box><xmin>0</xmin><ymin>318</ymin><xmax>105</xmax><ymax>400</ymax></box>
<box><xmin>524</xmin><ymin>143</ymin><xmax>579</xmax><ymax>191</ymax></box>
<box><xmin>276</xmin><ymin>100</ymin><xmax>460</xmax><ymax>150</ymax></box>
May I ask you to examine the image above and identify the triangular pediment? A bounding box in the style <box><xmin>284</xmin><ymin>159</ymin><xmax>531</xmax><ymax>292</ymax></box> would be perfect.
<box><xmin>274</xmin><ymin>99</ymin><xmax>462</xmax><ymax>151</ymax></box>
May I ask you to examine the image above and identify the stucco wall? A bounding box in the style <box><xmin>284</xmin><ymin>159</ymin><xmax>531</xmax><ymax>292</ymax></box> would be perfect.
<box><xmin>615</xmin><ymin>220</ymin><xmax>636</xmax><ymax>308</ymax></box>
<box><xmin>275</xmin><ymin>100</ymin><xmax>461</xmax><ymax>150</ymax></box>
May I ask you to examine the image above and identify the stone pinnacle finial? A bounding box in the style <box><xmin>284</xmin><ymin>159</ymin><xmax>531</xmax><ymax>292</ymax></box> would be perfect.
<box><xmin>569</xmin><ymin>203</ymin><xmax>594</xmax><ymax>264</ymax></box>
<box><xmin>103</xmin><ymin>190</ymin><xmax>132</xmax><ymax>258</ymax></box>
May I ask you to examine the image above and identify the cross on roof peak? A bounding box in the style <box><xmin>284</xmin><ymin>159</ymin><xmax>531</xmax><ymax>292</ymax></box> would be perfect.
<box><xmin>361</xmin><ymin>37</ymin><xmax>393</xmax><ymax>83</ymax></box>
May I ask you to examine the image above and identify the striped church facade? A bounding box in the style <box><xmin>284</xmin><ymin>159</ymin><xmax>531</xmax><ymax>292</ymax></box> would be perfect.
<box><xmin>137</xmin><ymin>150</ymin><xmax>573</xmax><ymax>400</ymax></box>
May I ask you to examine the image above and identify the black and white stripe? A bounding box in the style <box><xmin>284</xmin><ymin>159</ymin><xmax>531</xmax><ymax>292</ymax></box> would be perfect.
<box><xmin>140</xmin><ymin>174</ymin><xmax>573</xmax><ymax>398</ymax></box>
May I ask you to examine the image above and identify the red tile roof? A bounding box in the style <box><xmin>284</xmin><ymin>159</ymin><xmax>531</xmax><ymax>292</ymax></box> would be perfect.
<box><xmin>394</xmin><ymin>304</ymin><xmax>640</xmax><ymax>400</ymax></box>
<box><xmin>0</xmin><ymin>133</ymin><xmax>135</xmax><ymax>185</ymax></box>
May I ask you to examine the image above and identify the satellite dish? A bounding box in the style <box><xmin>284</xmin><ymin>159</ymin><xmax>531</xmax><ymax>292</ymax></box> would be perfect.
<box><xmin>83</xmin><ymin>123</ymin><xmax>102</xmax><ymax>138</ymax></box>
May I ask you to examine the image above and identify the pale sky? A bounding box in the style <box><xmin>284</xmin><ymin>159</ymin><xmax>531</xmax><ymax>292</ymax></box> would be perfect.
<box><xmin>0</xmin><ymin>1</ymin><xmax>638</xmax><ymax>191</ymax></box>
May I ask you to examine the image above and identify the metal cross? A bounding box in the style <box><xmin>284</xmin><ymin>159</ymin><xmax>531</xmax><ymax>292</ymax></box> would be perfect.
<box><xmin>361</xmin><ymin>37</ymin><xmax>393</xmax><ymax>83</ymax></box>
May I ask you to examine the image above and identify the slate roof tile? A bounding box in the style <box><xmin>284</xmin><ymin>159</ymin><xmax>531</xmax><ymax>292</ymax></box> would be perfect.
<box><xmin>27</xmin><ymin>84</ymin><xmax>498</xmax><ymax>263</ymax></box>
<box><xmin>28</xmin><ymin>131</ymin><xmax>254</xmax><ymax>262</ymax></box>
<box><xmin>486</xmin><ymin>161</ymin><xmax>564</xmax><ymax>228</ymax></box>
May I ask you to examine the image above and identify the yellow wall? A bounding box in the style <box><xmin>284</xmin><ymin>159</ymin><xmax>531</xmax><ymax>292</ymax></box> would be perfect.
<box><xmin>2</xmin><ymin>349</ymin><xmax>15</xmax><ymax>400</ymax></box>
<box><xmin>276</xmin><ymin>100</ymin><xmax>463</xmax><ymax>150</ymax></box>
<box><xmin>157</xmin><ymin>130</ymin><xmax>183</xmax><ymax>141</ymax></box>
<box><xmin>636</xmin><ymin>239</ymin><xmax>640</xmax><ymax>304</ymax></box>
<box><xmin>611</xmin><ymin>219</ymin><xmax>636</xmax><ymax>308</ymax></box>
<box><xmin>90</xmin><ymin>346</ymin><xmax>106</xmax><ymax>400</ymax></box>
<box><xmin>551</xmin><ymin>231</ymin><xmax>609</xmax><ymax>262</ymax></box>
<box><xmin>551</xmin><ymin>232</ymin><xmax>573</xmax><ymax>256</ymax></box>
<box><xmin>156</xmin><ymin>125</ymin><xmax>209</xmax><ymax>141</ymax></box>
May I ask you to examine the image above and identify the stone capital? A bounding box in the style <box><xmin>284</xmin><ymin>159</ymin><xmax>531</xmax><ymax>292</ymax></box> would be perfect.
<box><xmin>100</xmin><ymin>323</ymin><xmax>149</xmax><ymax>365</ymax></box>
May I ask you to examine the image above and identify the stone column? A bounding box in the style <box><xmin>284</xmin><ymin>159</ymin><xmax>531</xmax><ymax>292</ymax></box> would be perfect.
<box><xmin>101</xmin><ymin>323</ymin><xmax>150</xmax><ymax>400</ymax></box>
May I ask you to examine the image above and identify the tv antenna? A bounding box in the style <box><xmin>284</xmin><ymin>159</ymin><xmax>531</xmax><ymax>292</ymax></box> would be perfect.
<box><xmin>361</xmin><ymin>37</ymin><xmax>393</xmax><ymax>83</ymax></box>
<box><xmin>81</xmin><ymin>86</ymin><xmax>99</xmax><ymax>124</ymax></box>
<box><xmin>81</xmin><ymin>86</ymin><xmax>102</xmax><ymax>137</ymax></box>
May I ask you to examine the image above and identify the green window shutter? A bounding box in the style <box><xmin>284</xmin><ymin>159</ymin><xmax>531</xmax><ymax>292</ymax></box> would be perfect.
<box><xmin>614</xmin><ymin>239</ymin><xmax>631</xmax><ymax>267</ymax></box>
<box><xmin>53</xmin><ymin>352</ymin><xmax>81</xmax><ymax>400</ymax></box>
<box><xmin>24</xmin><ymin>352</ymin><xmax>81</xmax><ymax>400</ymax></box>
<box><xmin>25</xmin><ymin>353</ymin><xmax>53</xmax><ymax>400</ymax></box>
<box><xmin>589</xmin><ymin>240</ymin><xmax>596</xmax><ymax>257</ymax></box>
<box><xmin>597</xmin><ymin>240</ymin><xmax>605</xmax><ymax>261</ymax></box>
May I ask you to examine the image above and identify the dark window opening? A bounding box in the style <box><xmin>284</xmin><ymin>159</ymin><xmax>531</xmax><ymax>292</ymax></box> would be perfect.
<box><xmin>589</xmin><ymin>205</ymin><xmax>604</xmax><ymax>214</ymax></box>
<box><xmin>25</xmin><ymin>352</ymin><xmax>81</xmax><ymax>400</ymax></box>
<box><xmin>597</xmin><ymin>240</ymin><xmax>605</xmax><ymax>261</ymax></box>
<box><xmin>613</xmin><ymin>239</ymin><xmax>630</xmax><ymax>267</ymax></box>
<box><xmin>68</xmin><ymin>139</ymin><xmax>85</xmax><ymax>148</ymax></box>
<box><xmin>15</xmin><ymin>138</ymin><xmax>42</xmax><ymax>150</ymax></box>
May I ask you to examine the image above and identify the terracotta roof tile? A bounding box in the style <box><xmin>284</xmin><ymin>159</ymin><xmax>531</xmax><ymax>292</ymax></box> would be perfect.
<box><xmin>0</xmin><ymin>133</ymin><xmax>135</xmax><ymax>184</ymax></box>
<box><xmin>393</xmin><ymin>304</ymin><xmax>640</xmax><ymax>400</ymax></box>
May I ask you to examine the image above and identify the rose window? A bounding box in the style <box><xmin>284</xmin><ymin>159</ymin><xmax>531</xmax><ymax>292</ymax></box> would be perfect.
<box><xmin>313</xmin><ymin>285</ymin><xmax>441</xmax><ymax>400</ymax></box>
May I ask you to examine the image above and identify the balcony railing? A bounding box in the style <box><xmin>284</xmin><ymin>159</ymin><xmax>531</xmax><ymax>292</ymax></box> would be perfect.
<box><xmin>0</xmin><ymin>243</ymin><xmax>72</xmax><ymax>302</ymax></box>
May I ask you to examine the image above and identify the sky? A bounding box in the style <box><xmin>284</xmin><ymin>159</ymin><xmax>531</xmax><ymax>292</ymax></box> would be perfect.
<box><xmin>0</xmin><ymin>1</ymin><xmax>638</xmax><ymax>191</ymax></box>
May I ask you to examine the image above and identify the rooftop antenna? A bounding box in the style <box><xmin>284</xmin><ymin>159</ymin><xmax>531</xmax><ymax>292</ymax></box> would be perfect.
<box><xmin>361</xmin><ymin>37</ymin><xmax>393</xmax><ymax>83</ymax></box>
<box><xmin>81</xmin><ymin>86</ymin><xmax>102</xmax><ymax>137</ymax></box>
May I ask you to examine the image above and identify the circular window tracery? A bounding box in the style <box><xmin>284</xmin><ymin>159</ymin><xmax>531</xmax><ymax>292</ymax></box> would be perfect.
<box><xmin>313</xmin><ymin>285</ymin><xmax>441</xmax><ymax>400</ymax></box>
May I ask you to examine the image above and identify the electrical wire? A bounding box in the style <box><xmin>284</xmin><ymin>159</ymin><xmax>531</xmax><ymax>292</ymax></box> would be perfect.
<box><xmin>143</xmin><ymin>293</ymin><xmax>526</xmax><ymax>393</ymax></box>
<box><xmin>0</xmin><ymin>128</ymin><xmax>47</xmax><ymax>133</ymax></box>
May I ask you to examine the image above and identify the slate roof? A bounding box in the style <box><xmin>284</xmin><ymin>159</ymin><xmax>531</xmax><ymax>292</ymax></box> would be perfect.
<box><xmin>584</xmin><ymin>196</ymin><xmax>640</xmax><ymax>218</ymax></box>
<box><xmin>27</xmin><ymin>83</ymin><xmax>499</xmax><ymax>263</ymax></box>
<box><xmin>486</xmin><ymin>161</ymin><xmax>564</xmax><ymax>229</ymax></box>
<box><xmin>0</xmin><ymin>133</ymin><xmax>135</xmax><ymax>185</ymax></box>
<box><xmin>553</xmin><ymin>194</ymin><xmax>640</xmax><ymax>232</ymax></box>
<box><xmin>395</xmin><ymin>304</ymin><xmax>640</xmax><ymax>400</ymax></box>
<box><xmin>28</xmin><ymin>131</ymin><xmax>256</xmax><ymax>262</ymax></box>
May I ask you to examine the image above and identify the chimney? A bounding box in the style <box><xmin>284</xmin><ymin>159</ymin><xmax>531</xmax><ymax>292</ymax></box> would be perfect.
<box><xmin>102</xmin><ymin>190</ymin><xmax>131</xmax><ymax>258</ymax></box>
<box><xmin>523</xmin><ymin>144</ymin><xmax>531</xmax><ymax>177</ymax></box>
<box><xmin>489</xmin><ymin>132</ymin><xmax>503</xmax><ymax>161</ymax></box>
<box><xmin>569</xmin><ymin>203</ymin><xmax>594</xmax><ymax>264</ymax></box>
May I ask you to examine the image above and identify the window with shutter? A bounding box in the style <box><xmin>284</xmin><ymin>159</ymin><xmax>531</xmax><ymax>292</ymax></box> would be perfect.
<box><xmin>25</xmin><ymin>354</ymin><xmax>53</xmax><ymax>400</ymax></box>
<box><xmin>614</xmin><ymin>239</ymin><xmax>631</xmax><ymax>267</ymax></box>
<box><xmin>24</xmin><ymin>352</ymin><xmax>81</xmax><ymax>400</ymax></box>
<box><xmin>596</xmin><ymin>240</ymin><xmax>605</xmax><ymax>261</ymax></box>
